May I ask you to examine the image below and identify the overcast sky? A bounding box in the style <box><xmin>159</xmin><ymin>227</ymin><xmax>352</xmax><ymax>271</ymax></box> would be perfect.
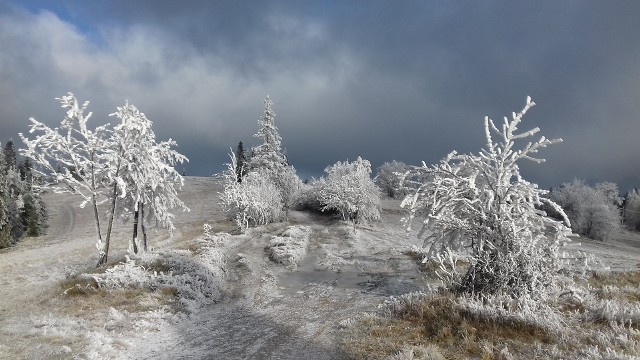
<box><xmin>1</xmin><ymin>1</ymin><xmax>639</xmax><ymax>191</ymax></box>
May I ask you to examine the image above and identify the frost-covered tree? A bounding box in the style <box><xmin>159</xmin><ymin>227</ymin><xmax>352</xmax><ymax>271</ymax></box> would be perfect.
<box><xmin>317</xmin><ymin>157</ymin><xmax>381</xmax><ymax>225</ymax></box>
<box><xmin>21</xmin><ymin>93</ymin><xmax>111</xmax><ymax>265</ymax></box>
<box><xmin>22</xmin><ymin>93</ymin><xmax>188</xmax><ymax>265</ymax></box>
<box><xmin>376</xmin><ymin>160</ymin><xmax>409</xmax><ymax>198</ymax></box>
<box><xmin>402</xmin><ymin>97</ymin><xmax>572</xmax><ymax>297</ymax></box>
<box><xmin>222</xmin><ymin>97</ymin><xmax>300</xmax><ymax>230</ymax></box>
<box><xmin>624</xmin><ymin>189</ymin><xmax>640</xmax><ymax>231</ymax></box>
<box><xmin>220</xmin><ymin>151</ymin><xmax>284</xmax><ymax>229</ymax></box>
<box><xmin>549</xmin><ymin>179</ymin><xmax>621</xmax><ymax>241</ymax></box>
<box><xmin>248</xmin><ymin>96</ymin><xmax>300</xmax><ymax>209</ymax></box>
<box><xmin>108</xmin><ymin>101</ymin><xmax>189</xmax><ymax>255</ymax></box>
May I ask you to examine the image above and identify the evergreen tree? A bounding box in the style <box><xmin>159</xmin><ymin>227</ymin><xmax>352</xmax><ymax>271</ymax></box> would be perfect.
<box><xmin>236</xmin><ymin>141</ymin><xmax>247</xmax><ymax>183</ymax></box>
<box><xmin>3</xmin><ymin>140</ymin><xmax>17</xmax><ymax>171</ymax></box>
<box><xmin>18</xmin><ymin>157</ymin><xmax>33</xmax><ymax>182</ymax></box>
<box><xmin>248</xmin><ymin>96</ymin><xmax>300</xmax><ymax>208</ymax></box>
<box><xmin>19</xmin><ymin>158</ymin><xmax>47</xmax><ymax>237</ymax></box>
<box><xmin>249</xmin><ymin>96</ymin><xmax>287</xmax><ymax>171</ymax></box>
<box><xmin>0</xmin><ymin>145</ymin><xmax>10</xmax><ymax>247</ymax></box>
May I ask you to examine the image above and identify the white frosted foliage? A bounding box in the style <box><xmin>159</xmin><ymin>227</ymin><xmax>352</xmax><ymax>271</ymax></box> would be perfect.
<box><xmin>318</xmin><ymin>156</ymin><xmax>381</xmax><ymax>224</ymax></box>
<box><xmin>402</xmin><ymin>97</ymin><xmax>574</xmax><ymax>296</ymax></box>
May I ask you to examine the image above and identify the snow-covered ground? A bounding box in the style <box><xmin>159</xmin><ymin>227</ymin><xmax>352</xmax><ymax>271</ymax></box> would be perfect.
<box><xmin>1</xmin><ymin>177</ymin><xmax>639</xmax><ymax>359</ymax></box>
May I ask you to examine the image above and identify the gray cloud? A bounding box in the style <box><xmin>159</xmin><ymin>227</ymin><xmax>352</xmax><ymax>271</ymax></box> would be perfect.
<box><xmin>1</xmin><ymin>1</ymin><xmax>640</xmax><ymax>191</ymax></box>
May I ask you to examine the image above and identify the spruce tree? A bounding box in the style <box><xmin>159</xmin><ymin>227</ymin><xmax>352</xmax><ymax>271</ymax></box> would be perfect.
<box><xmin>236</xmin><ymin>141</ymin><xmax>247</xmax><ymax>183</ymax></box>
<box><xmin>0</xmin><ymin>145</ymin><xmax>10</xmax><ymax>247</ymax></box>
<box><xmin>248</xmin><ymin>96</ymin><xmax>300</xmax><ymax>208</ymax></box>
<box><xmin>19</xmin><ymin>158</ymin><xmax>46</xmax><ymax>237</ymax></box>
<box><xmin>3</xmin><ymin>140</ymin><xmax>17</xmax><ymax>171</ymax></box>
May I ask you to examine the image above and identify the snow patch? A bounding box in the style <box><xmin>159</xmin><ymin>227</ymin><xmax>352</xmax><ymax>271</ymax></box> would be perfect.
<box><xmin>265</xmin><ymin>225</ymin><xmax>312</xmax><ymax>268</ymax></box>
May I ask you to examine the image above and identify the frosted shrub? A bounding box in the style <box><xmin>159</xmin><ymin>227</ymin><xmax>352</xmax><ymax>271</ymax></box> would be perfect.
<box><xmin>376</xmin><ymin>160</ymin><xmax>410</xmax><ymax>198</ymax></box>
<box><xmin>317</xmin><ymin>157</ymin><xmax>381</xmax><ymax>224</ymax></box>
<box><xmin>292</xmin><ymin>181</ymin><xmax>324</xmax><ymax>212</ymax></box>
<box><xmin>90</xmin><ymin>237</ymin><xmax>227</xmax><ymax>312</ymax></box>
<box><xmin>220</xmin><ymin>152</ymin><xmax>284</xmax><ymax>230</ymax></box>
<box><xmin>549</xmin><ymin>179</ymin><xmax>622</xmax><ymax>241</ymax></box>
<box><xmin>402</xmin><ymin>97</ymin><xmax>573</xmax><ymax>297</ymax></box>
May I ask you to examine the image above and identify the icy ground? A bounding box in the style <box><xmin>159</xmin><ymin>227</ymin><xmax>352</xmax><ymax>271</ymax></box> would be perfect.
<box><xmin>1</xmin><ymin>177</ymin><xmax>639</xmax><ymax>359</ymax></box>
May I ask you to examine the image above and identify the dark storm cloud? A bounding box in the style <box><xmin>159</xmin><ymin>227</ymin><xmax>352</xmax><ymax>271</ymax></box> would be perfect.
<box><xmin>1</xmin><ymin>1</ymin><xmax>640</xmax><ymax>191</ymax></box>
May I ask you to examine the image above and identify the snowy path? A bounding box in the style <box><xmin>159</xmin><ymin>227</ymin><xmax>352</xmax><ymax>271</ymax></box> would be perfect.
<box><xmin>121</xmin><ymin>207</ymin><xmax>427</xmax><ymax>359</ymax></box>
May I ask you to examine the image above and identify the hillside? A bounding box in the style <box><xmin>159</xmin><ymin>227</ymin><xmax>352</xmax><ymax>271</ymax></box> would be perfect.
<box><xmin>1</xmin><ymin>177</ymin><xmax>639</xmax><ymax>359</ymax></box>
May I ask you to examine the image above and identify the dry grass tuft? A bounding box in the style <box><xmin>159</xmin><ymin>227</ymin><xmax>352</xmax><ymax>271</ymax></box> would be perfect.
<box><xmin>59</xmin><ymin>276</ymin><xmax>99</xmax><ymax>297</ymax></box>
<box><xmin>589</xmin><ymin>270</ymin><xmax>640</xmax><ymax>288</ymax></box>
<box><xmin>344</xmin><ymin>293</ymin><xmax>554</xmax><ymax>360</ymax></box>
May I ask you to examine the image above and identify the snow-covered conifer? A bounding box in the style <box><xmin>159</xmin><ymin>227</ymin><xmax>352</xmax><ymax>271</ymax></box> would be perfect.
<box><xmin>250</xmin><ymin>96</ymin><xmax>284</xmax><ymax>170</ymax></box>
<box><xmin>402</xmin><ymin>97</ymin><xmax>572</xmax><ymax>297</ymax></box>
<box><xmin>318</xmin><ymin>157</ymin><xmax>381</xmax><ymax>225</ymax></box>
<box><xmin>248</xmin><ymin>96</ymin><xmax>300</xmax><ymax>209</ymax></box>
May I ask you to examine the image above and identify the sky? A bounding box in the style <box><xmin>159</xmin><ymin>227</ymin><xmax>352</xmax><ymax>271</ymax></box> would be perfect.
<box><xmin>1</xmin><ymin>1</ymin><xmax>639</xmax><ymax>191</ymax></box>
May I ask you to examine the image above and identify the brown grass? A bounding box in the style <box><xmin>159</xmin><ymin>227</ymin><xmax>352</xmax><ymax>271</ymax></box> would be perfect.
<box><xmin>343</xmin><ymin>293</ymin><xmax>555</xmax><ymax>360</ymax></box>
<box><xmin>52</xmin><ymin>259</ymin><xmax>180</xmax><ymax>317</ymax></box>
<box><xmin>589</xmin><ymin>270</ymin><xmax>640</xmax><ymax>288</ymax></box>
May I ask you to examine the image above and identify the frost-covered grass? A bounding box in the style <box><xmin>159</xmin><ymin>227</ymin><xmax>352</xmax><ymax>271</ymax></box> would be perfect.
<box><xmin>56</xmin><ymin>228</ymin><xmax>229</xmax><ymax>316</ymax></box>
<box><xmin>343</xmin><ymin>271</ymin><xmax>640</xmax><ymax>359</ymax></box>
<box><xmin>28</xmin><ymin>229</ymin><xmax>232</xmax><ymax>358</ymax></box>
<box><xmin>265</xmin><ymin>225</ymin><xmax>312</xmax><ymax>268</ymax></box>
<box><xmin>87</xmin><ymin>231</ymin><xmax>229</xmax><ymax>313</ymax></box>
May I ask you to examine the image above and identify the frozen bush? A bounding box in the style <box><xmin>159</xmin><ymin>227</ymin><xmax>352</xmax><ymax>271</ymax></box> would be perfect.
<box><xmin>549</xmin><ymin>179</ymin><xmax>621</xmax><ymax>241</ymax></box>
<box><xmin>376</xmin><ymin>160</ymin><xmax>410</xmax><ymax>198</ymax></box>
<box><xmin>220</xmin><ymin>152</ymin><xmax>285</xmax><ymax>230</ymax></box>
<box><xmin>90</xmin><ymin>236</ymin><xmax>227</xmax><ymax>312</ymax></box>
<box><xmin>317</xmin><ymin>157</ymin><xmax>381</xmax><ymax>224</ymax></box>
<box><xmin>402</xmin><ymin>97</ymin><xmax>573</xmax><ymax>297</ymax></box>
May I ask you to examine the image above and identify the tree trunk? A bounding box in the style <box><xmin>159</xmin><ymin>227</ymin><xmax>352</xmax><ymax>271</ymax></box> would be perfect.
<box><xmin>131</xmin><ymin>205</ymin><xmax>139</xmax><ymax>254</ymax></box>
<box><xmin>141</xmin><ymin>202</ymin><xmax>148</xmax><ymax>252</ymax></box>
<box><xmin>90</xmin><ymin>152</ymin><xmax>104</xmax><ymax>261</ymax></box>
<box><xmin>97</xmin><ymin>181</ymin><xmax>119</xmax><ymax>267</ymax></box>
<box><xmin>92</xmin><ymin>198</ymin><xmax>102</xmax><ymax>242</ymax></box>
